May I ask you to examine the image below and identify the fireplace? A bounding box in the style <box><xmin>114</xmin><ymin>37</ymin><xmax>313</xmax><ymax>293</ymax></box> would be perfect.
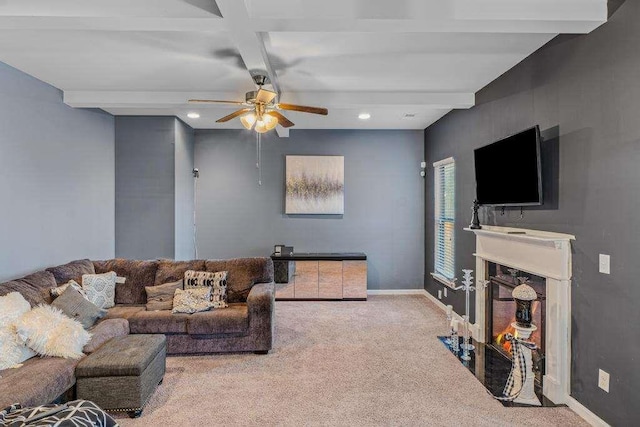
<box><xmin>465</xmin><ymin>225</ymin><xmax>574</xmax><ymax>404</ymax></box>
<box><xmin>486</xmin><ymin>262</ymin><xmax>546</xmax><ymax>383</ymax></box>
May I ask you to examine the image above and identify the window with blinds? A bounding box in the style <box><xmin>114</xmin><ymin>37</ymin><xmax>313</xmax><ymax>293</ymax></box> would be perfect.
<box><xmin>434</xmin><ymin>158</ymin><xmax>455</xmax><ymax>280</ymax></box>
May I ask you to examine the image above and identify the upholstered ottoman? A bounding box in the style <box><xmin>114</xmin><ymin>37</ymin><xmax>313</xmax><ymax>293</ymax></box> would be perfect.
<box><xmin>75</xmin><ymin>334</ymin><xmax>166</xmax><ymax>418</ymax></box>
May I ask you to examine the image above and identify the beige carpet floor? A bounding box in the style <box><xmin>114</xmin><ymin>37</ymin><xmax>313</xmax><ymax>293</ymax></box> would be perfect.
<box><xmin>117</xmin><ymin>295</ymin><xmax>587</xmax><ymax>426</ymax></box>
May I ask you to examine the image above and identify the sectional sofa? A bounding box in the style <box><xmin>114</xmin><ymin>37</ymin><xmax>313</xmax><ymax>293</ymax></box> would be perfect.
<box><xmin>0</xmin><ymin>257</ymin><xmax>275</xmax><ymax>408</ymax></box>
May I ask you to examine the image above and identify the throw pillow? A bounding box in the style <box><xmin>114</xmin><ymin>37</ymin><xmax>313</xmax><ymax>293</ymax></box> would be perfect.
<box><xmin>14</xmin><ymin>305</ymin><xmax>91</xmax><ymax>359</ymax></box>
<box><xmin>172</xmin><ymin>288</ymin><xmax>215</xmax><ymax>314</ymax></box>
<box><xmin>0</xmin><ymin>291</ymin><xmax>32</xmax><ymax>325</ymax></box>
<box><xmin>145</xmin><ymin>280</ymin><xmax>183</xmax><ymax>311</ymax></box>
<box><xmin>50</xmin><ymin>280</ymin><xmax>86</xmax><ymax>299</ymax></box>
<box><xmin>51</xmin><ymin>286</ymin><xmax>107</xmax><ymax>329</ymax></box>
<box><xmin>184</xmin><ymin>270</ymin><xmax>228</xmax><ymax>308</ymax></box>
<box><xmin>0</xmin><ymin>292</ymin><xmax>36</xmax><ymax>370</ymax></box>
<box><xmin>82</xmin><ymin>272</ymin><xmax>117</xmax><ymax>309</ymax></box>
<box><xmin>0</xmin><ymin>327</ymin><xmax>36</xmax><ymax>370</ymax></box>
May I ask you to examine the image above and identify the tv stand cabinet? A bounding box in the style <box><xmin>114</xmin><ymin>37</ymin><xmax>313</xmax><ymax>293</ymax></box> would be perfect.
<box><xmin>271</xmin><ymin>253</ymin><xmax>367</xmax><ymax>300</ymax></box>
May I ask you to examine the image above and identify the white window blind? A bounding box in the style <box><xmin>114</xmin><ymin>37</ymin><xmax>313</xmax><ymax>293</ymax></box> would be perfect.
<box><xmin>434</xmin><ymin>158</ymin><xmax>455</xmax><ymax>280</ymax></box>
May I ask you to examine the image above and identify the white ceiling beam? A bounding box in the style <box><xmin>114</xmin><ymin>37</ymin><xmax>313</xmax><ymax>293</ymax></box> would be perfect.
<box><xmin>214</xmin><ymin>0</ymin><xmax>287</xmax><ymax>136</ymax></box>
<box><xmin>63</xmin><ymin>90</ymin><xmax>474</xmax><ymax>109</ymax></box>
<box><xmin>0</xmin><ymin>16</ymin><xmax>227</xmax><ymax>32</ymax></box>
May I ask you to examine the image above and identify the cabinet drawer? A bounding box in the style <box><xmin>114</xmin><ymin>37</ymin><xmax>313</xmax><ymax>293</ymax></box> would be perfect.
<box><xmin>294</xmin><ymin>261</ymin><xmax>319</xmax><ymax>298</ymax></box>
<box><xmin>343</xmin><ymin>260</ymin><xmax>367</xmax><ymax>299</ymax></box>
<box><xmin>319</xmin><ymin>261</ymin><xmax>343</xmax><ymax>299</ymax></box>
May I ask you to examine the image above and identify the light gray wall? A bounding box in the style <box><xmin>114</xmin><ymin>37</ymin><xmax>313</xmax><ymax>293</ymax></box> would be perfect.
<box><xmin>423</xmin><ymin>2</ymin><xmax>637</xmax><ymax>424</ymax></box>
<box><xmin>194</xmin><ymin>129</ymin><xmax>424</xmax><ymax>290</ymax></box>
<box><xmin>0</xmin><ymin>62</ymin><xmax>114</xmax><ymax>281</ymax></box>
<box><xmin>174</xmin><ymin>118</ymin><xmax>195</xmax><ymax>260</ymax></box>
<box><xmin>115</xmin><ymin>117</ymin><xmax>175</xmax><ymax>259</ymax></box>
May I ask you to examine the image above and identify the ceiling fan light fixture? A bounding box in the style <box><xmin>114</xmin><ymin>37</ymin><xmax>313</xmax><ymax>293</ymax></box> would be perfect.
<box><xmin>255</xmin><ymin>113</ymin><xmax>278</xmax><ymax>133</ymax></box>
<box><xmin>187</xmin><ymin>112</ymin><xmax>200</xmax><ymax>119</ymax></box>
<box><xmin>240</xmin><ymin>112</ymin><xmax>257</xmax><ymax>130</ymax></box>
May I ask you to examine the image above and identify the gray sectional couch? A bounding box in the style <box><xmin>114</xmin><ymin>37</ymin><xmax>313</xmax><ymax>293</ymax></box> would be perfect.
<box><xmin>0</xmin><ymin>257</ymin><xmax>275</xmax><ymax>408</ymax></box>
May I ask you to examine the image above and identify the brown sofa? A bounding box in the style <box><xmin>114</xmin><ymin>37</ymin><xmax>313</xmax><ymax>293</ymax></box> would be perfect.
<box><xmin>0</xmin><ymin>257</ymin><xmax>275</xmax><ymax>408</ymax></box>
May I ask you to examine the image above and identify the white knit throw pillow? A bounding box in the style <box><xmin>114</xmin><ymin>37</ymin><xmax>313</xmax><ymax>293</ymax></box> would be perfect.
<box><xmin>82</xmin><ymin>271</ymin><xmax>117</xmax><ymax>309</ymax></box>
<box><xmin>14</xmin><ymin>305</ymin><xmax>91</xmax><ymax>359</ymax></box>
<box><xmin>0</xmin><ymin>292</ymin><xmax>36</xmax><ymax>370</ymax></box>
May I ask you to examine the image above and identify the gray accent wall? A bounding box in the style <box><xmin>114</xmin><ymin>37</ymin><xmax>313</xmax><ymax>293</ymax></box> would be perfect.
<box><xmin>423</xmin><ymin>2</ymin><xmax>637</xmax><ymax>424</ymax></box>
<box><xmin>115</xmin><ymin>117</ymin><xmax>176</xmax><ymax>259</ymax></box>
<box><xmin>114</xmin><ymin>117</ymin><xmax>195</xmax><ymax>260</ymax></box>
<box><xmin>0</xmin><ymin>61</ymin><xmax>114</xmax><ymax>281</ymax></box>
<box><xmin>195</xmin><ymin>129</ymin><xmax>424</xmax><ymax>290</ymax></box>
<box><xmin>174</xmin><ymin>119</ymin><xmax>195</xmax><ymax>260</ymax></box>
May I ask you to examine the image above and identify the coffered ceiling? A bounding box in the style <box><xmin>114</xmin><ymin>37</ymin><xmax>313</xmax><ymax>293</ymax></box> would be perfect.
<box><xmin>0</xmin><ymin>0</ymin><xmax>607</xmax><ymax>135</ymax></box>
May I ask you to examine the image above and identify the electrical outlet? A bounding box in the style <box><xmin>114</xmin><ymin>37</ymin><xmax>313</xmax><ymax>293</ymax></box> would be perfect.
<box><xmin>438</xmin><ymin>290</ymin><xmax>442</xmax><ymax>300</ymax></box>
<box><xmin>599</xmin><ymin>254</ymin><xmax>610</xmax><ymax>274</ymax></box>
<box><xmin>444</xmin><ymin>288</ymin><xmax>448</xmax><ymax>298</ymax></box>
<box><xmin>598</xmin><ymin>369</ymin><xmax>610</xmax><ymax>392</ymax></box>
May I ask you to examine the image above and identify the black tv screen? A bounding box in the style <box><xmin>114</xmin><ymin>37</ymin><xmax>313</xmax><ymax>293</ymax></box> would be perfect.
<box><xmin>474</xmin><ymin>126</ymin><xmax>542</xmax><ymax>206</ymax></box>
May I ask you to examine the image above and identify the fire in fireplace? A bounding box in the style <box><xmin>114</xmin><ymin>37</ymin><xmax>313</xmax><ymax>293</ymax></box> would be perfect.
<box><xmin>486</xmin><ymin>263</ymin><xmax>546</xmax><ymax>378</ymax></box>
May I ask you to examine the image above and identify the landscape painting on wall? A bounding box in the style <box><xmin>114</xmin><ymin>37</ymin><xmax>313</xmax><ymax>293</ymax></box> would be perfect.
<box><xmin>285</xmin><ymin>155</ymin><xmax>344</xmax><ymax>214</ymax></box>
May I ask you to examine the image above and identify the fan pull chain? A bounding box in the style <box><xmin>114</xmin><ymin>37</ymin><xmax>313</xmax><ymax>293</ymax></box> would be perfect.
<box><xmin>256</xmin><ymin>132</ymin><xmax>262</xmax><ymax>186</ymax></box>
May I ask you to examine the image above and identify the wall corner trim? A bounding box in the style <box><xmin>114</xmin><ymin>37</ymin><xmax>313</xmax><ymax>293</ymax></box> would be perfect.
<box><xmin>565</xmin><ymin>396</ymin><xmax>611</xmax><ymax>427</ymax></box>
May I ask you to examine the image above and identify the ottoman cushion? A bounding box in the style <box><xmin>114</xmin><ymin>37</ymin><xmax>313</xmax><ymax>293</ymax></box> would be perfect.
<box><xmin>76</xmin><ymin>335</ymin><xmax>165</xmax><ymax>378</ymax></box>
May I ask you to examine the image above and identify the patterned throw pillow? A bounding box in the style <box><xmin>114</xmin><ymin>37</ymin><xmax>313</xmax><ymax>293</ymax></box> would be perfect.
<box><xmin>82</xmin><ymin>272</ymin><xmax>117</xmax><ymax>309</ymax></box>
<box><xmin>145</xmin><ymin>280</ymin><xmax>183</xmax><ymax>311</ymax></box>
<box><xmin>51</xmin><ymin>286</ymin><xmax>107</xmax><ymax>329</ymax></box>
<box><xmin>0</xmin><ymin>400</ymin><xmax>118</xmax><ymax>427</ymax></box>
<box><xmin>184</xmin><ymin>270</ymin><xmax>228</xmax><ymax>308</ymax></box>
<box><xmin>172</xmin><ymin>288</ymin><xmax>215</xmax><ymax>314</ymax></box>
<box><xmin>50</xmin><ymin>280</ymin><xmax>86</xmax><ymax>299</ymax></box>
<box><xmin>14</xmin><ymin>305</ymin><xmax>91</xmax><ymax>359</ymax></box>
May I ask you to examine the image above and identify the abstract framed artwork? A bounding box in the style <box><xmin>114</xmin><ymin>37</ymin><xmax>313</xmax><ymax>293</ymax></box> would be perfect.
<box><xmin>285</xmin><ymin>155</ymin><xmax>344</xmax><ymax>214</ymax></box>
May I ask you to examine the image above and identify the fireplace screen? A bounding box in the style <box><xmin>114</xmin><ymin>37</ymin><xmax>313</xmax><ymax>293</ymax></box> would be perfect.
<box><xmin>487</xmin><ymin>263</ymin><xmax>546</xmax><ymax>361</ymax></box>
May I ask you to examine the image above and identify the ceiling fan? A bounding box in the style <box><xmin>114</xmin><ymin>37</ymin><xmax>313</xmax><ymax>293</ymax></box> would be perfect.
<box><xmin>189</xmin><ymin>74</ymin><xmax>328</xmax><ymax>133</ymax></box>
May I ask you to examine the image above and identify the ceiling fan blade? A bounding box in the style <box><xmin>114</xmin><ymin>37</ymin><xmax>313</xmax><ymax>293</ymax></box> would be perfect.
<box><xmin>189</xmin><ymin>99</ymin><xmax>244</xmax><ymax>105</ymax></box>
<box><xmin>216</xmin><ymin>108</ymin><xmax>252</xmax><ymax>123</ymax></box>
<box><xmin>267</xmin><ymin>111</ymin><xmax>294</xmax><ymax>128</ymax></box>
<box><xmin>277</xmin><ymin>103</ymin><xmax>328</xmax><ymax>116</ymax></box>
<box><xmin>255</xmin><ymin>88</ymin><xmax>277</xmax><ymax>104</ymax></box>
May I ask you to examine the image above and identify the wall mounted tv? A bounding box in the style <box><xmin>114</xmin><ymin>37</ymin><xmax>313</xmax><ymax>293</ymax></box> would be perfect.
<box><xmin>474</xmin><ymin>125</ymin><xmax>543</xmax><ymax>206</ymax></box>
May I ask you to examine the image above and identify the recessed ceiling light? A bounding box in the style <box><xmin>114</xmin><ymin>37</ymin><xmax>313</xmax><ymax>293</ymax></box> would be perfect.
<box><xmin>403</xmin><ymin>113</ymin><xmax>417</xmax><ymax>119</ymax></box>
<box><xmin>187</xmin><ymin>112</ymin><xmax>200</xmax><ymax>119</ymax></box>
<box><xmin>358</xmin><ymin>113</ymin><xmax>371</xmax><ymax>120</ymax></box>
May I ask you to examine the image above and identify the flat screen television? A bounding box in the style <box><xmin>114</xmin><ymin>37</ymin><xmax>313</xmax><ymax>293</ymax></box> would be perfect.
<box><xmin>474</xmin><ymin>125</ymin><xmax>543</xmax><ymax>206</ymax></box>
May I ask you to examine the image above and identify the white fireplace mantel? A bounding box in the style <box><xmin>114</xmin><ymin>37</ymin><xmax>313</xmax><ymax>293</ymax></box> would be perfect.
<box><xmin>466</xmin><ymin>225</ymin><xmax>575</xmax><ymax>405</ymax></box>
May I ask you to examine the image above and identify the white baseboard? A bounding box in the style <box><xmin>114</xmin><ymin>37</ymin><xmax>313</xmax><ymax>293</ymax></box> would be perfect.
<box><xmin>566</xmin><ymin>396</ymin><xmax>610</xmax><ymax>427</ymax></box>
<box><xmin>421</xmin><ymin>289</ymin><xmax>468</xmax><ymax>326</ymax></box>
<box><xmin>367</xmin><ymin>289</ymin><xmax>428</xmax><ymax>295</ymax></box>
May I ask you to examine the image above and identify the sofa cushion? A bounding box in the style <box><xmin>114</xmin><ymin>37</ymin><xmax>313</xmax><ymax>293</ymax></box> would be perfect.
<box><xmin>93</xmin><ymin>259</ymin><xmax>158</xmax><ymax>305</ymax></box>
<box><xmin>0</xmin><ymin>271</ymin><xmax>58</xmax><ymax>308</ymax></box>
<box><xmin>154</xmin><ymin>260</ymin><xmax>205</xmax><ymax>285</ymax></box>
<box><xmin>145</xmin><ymin>280</ymin><xmax>182</xmax><ymax>311</ymax></box>
<box><xmin>128</xmin><ymin>310</ymin><xmax>190</xmax><ymax>334</ymax></box>
<box><xmin>83</xmin><ymin>318</ymin><xmax>130</xmax><ymax>354</ymax></box>
<box><xmin>186</xmin><ymin>304</ymin><xmax>249</xmax><ymax>335</ymax></box>
<box><xmin>104</xmin><ymin>305</ymin><xmax>145</xmax><ymax>320</ymax></box>
<box><xmin>46</xmin><ymin>259</ymin><xmax>95</xmax><ymax>285</ymax></box>
<box><xmin>0</xmin><ymin>356</ymin><xmax>78</xmax><ymax>408</ymax></box>
<box><xmin>205</xmin><ymin>258</ymin><xmax>274</xmax><ymax>303</ymax></box>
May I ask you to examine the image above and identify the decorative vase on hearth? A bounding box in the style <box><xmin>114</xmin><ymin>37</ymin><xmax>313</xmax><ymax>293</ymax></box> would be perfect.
<box><xmin>512</xmin><ymin>280</ymin><xmax>537</xmax><ymax>328</ymax></box>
